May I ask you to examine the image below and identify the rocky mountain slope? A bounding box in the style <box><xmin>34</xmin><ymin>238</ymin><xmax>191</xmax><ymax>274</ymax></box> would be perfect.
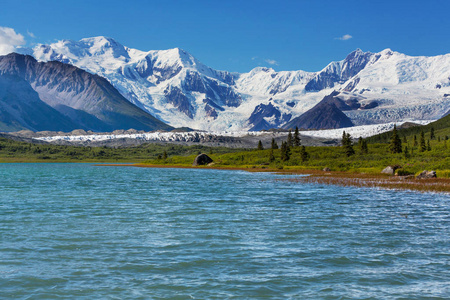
<box><xmin>0</xmin><ymin>53</ymin><xmax>172</xmax><ymax>132</ymax></box>
<box><xmin>0</xmin><ymin>73</ymin><xmax>79</xmax><ymax>132</ymax></box>
<box><xmin>283</xmin><ymin>91</ymin><xmax>354</xmax><ymax>130</ymax></box>
<box><xmin>19</xmin><ymin>37</ymin><xmax>450</xmax><ymax>131</ymax></box>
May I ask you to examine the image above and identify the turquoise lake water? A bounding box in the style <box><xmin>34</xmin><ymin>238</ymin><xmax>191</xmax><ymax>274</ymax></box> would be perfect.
<box><xmin>0</xmin><ymin>163</ymin><xmax>449</xmax><ymax>299</ymax></box>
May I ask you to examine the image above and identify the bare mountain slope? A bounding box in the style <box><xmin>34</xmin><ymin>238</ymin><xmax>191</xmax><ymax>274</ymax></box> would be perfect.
<box><xmin>0</xmin><ymin>53</ymin><xmax>172</xmax><ymax>132</ymax></box>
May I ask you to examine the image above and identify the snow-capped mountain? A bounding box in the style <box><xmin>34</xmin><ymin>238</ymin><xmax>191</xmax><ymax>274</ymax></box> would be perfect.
<box><xmin>24</xmin><ymin>37</ymin><xmax>450</xmax><ymax>131</ymax></box>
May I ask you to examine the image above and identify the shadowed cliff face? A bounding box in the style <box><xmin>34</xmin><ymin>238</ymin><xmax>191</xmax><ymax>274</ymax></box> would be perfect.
<box><xmin>0</xmin><ymin>53</ymin><xmax>172</xmax><ymax>132</ymax></box>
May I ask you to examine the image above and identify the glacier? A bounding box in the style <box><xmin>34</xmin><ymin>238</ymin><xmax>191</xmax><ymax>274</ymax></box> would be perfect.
<box><xmin>34</xmin><ymin>120</ymin><xmax>434</xmax><ymax>144</ymax></box>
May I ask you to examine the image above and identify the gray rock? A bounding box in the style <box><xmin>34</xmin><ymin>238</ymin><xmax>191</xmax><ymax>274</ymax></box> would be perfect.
<box><xmin>193</xmin><ymin>153</ymin><xmax>213</xmax><ymax>166</ymax></box>
<box><xmin>381</xmin><ymin>165</ymin><xmax>401</xmax><ymax>175</ymax></box>
<box><xmin>323</xmin><ymin>167</ymin><xmax>331</xmax><ymax>172</ymax></box>
<box><xmin>416</xmin><ymin>170</ymin><xmax>437</xmax><ymax>179</ymax></box>
<box><xmin>381</xmin><ymin>166</ymin><xmax>395</xmax><ymax>175</ymax></box>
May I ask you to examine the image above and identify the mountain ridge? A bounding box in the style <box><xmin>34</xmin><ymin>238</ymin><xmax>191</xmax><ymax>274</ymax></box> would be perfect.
<box><xmin>0</xmin><ymin>53</ymin><xmax>173</xmax><ymax>132</ymax></box>
<box><xmin>15</xmin><ymin>37</ymin><xmax>450</xmax><ymax>131</ymax></box>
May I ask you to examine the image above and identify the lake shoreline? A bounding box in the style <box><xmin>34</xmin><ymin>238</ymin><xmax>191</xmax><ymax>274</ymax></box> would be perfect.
<box><xmin>97</xmin><ymin>163</ymin><xmax>450</xmax><ymax>193</ymax></box>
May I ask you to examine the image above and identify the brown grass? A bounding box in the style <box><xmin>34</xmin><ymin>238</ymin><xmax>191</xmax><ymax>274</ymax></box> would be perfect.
<box><xmin>283</xmin><ymin>171</ymin><xmax>450</xmax><ymax>193</ymax></box>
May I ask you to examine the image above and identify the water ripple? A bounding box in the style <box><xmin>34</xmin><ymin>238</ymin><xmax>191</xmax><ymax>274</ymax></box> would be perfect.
<box><xmin>0</xmin><ymin>163</ymin><xmax>449</xmax><ymax>299</ymax></box>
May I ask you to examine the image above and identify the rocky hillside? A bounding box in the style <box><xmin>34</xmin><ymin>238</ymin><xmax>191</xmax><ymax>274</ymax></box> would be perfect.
<box><xmin>283</xmin><ymin>91</ymin><xmax>354</xmax><ymax>130</ymax></box>
<box><xmin>0</xmin><ymin>53</ymin><xmax>172</xmax><ymax>132</ymax></box>
<box><xmin>0</xmin><ymin>73</ymin><xmax>78</xmax><ymax>132</ymax></box>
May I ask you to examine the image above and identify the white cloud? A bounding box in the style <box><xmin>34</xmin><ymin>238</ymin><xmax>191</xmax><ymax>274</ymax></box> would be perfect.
<box><xmin>27</xmin><ymin>30</ymin><xmax>36</xmax><ymax>38</ymax></box>
<box><xmin>0</xmin><ymin>26</ymin><xmax>25</xmax><ymax>55</ymax></box>
<box><xmin>265</xmin><ymin>59</ymin><xmax>278</xmax><ymax>65</ymax></box>
<box><xmin>336</xmin><ymin>34</ymin><xmax>353</xmax><ymax>41</ymax></box>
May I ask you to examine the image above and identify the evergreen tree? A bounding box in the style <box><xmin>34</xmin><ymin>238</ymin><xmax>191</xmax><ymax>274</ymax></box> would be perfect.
<box><xmin>347</xmin><ymin>133</ymin><xmax>355</xmax><ymax>156</ymax></box>
<box><xmin>271</xmin><ymin>138</ymin><xmax>278</xmax><ymax>149</ymax></box>
<box><xmin>420</xmin><ymin>131</ymin><xmax>426</xmax><ymax>152</ymax></box>
<box><xmin>430</xmin><ymin>127</ymin><xmax>435</xmax><ymax>139</ymax></box>
<box><xmin>403</xmin><ymin>135</ymin><xmax>407</xmax><ymax>144</ymax></box>
<box><xmin>287</xmin><ymin>130</ymin><xmax>294</xmax><ymax>147</ymax></box>
<box><xmin>163</xmin><ymin>150</ymin><xmax>168</xmax><ymax>160</ymax></box>
<box><xmin>360</xmin><ymin>139</ymin><xmax>368</xmax><ymax>154</ymax></box>
<box><xmin>342</xmin><ymin>131</ymin><xmax>348</xmax><ymax>146</ymax></box>
<box><xmin>257</xmin><ymin>140</ymin><xmax>264</xmax><ymax>150</ymax></box>
<box><xmin>280</xmin><ymin>141</ymin><xmax>291</xmax><ymax>161</ymax></box>
<box><xmin>342</xmin><ymin>131</ymin><xmax>355</xmax><ymax>157</ymax></box>
<box><xmin>427</xmin><ymin>140</ymin><xmax>431</xmax><ymax>151</ymax></box>
<box><xmin>293</xmin><ymin>126</ymin><xmax>301</xmax><ymax>147</ymax></box>
<box><xmin>286</xmin><ymin>142</ymin><xmax>291</xmax><ymax>160</ymax></box>
<box><xmin>280</xmin><ymin>142</ymin><xmax>286</xmax><ymax>161</ymax></box>
<box><xmin>389</xmin><ymin>124</ymin><xmax>402</xmax><ymax>154</ymax></box>
<box><xmin>438</xmin><ymin>136</ymin><xmax>441</xmax><ymax>142</ymax></box>
<box><xmin>404</xmin><ymin>146</ymin><xmax>410</xmax><ymax>159</ymax></box>
<box><xmin>300</xmin><ymin>146</ymin><xmax>309</xmax><ymax>162</ymax></box>
<box><xmin>269</xmin><ymin>149</ymin><xmax>275</xmax><ymax>162</ymax></box>
<box><xmin>413</xmin><ymin>135</ymin><xmax>418</xmax><ymax>147</ymax></box>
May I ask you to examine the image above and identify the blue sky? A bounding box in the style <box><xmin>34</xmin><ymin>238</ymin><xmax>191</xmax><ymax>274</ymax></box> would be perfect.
<box><xmin>1</xmin><ymin>0</ymin><xmax>449</xmax><ymax>72</ymax></box>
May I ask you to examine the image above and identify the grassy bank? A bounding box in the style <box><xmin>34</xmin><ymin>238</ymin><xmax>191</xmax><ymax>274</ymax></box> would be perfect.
<box><xmin>0</xmin><ymin>137</ymin><xmax>244</xmax><ymax>163</ymax></box>
<box><xmin>1</xmin><ymin>134</ymin><xmax>448</xmax><ymax>176</ymax></box>
<box><xmin>1</xmin><ymin>135</ymin><xmax>449</xmax><ymax>192</ymax></box>
<box><xmin>133</xmin><ymin>136</ymin><xmax>449</xmax><ymax>193</ymax></box>
<box><xmin>141</xmin><ymin>142</ymin><xmax>450</xmax><ymax>178</ymax></box>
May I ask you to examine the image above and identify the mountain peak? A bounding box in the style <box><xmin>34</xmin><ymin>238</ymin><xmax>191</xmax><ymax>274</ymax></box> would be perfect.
<box><xmin>154</xmin><ymin>47</ymin><xmax>203</xmax><ymax>70</ymax></box>
<box><xmin>380</xmin><ymin>48</ymin><xmax>394</xmax><ymax>56</ymax></box>
<box><xmin>80</xmin><ymin>36</ymin><xmax>117</xmax><ymax>44</ymax></box>
<box><xmin>345</xmin><ymin>48</ymin><xmax>372</xmax><ymax>61</ymax></box>
<box><xmin>249</xmin><ymin>66</ymin><xmax>275</xmax><ymax>74</ymax></box>
<box><xmin>0</xmin><ymin>53</ymin><xmax>38</xmax><ymax>75</ymax></box>
<box><xmin>78</xmin><ymin>36</ymin><xmax>128</xmax><ymax>58</ymax></box>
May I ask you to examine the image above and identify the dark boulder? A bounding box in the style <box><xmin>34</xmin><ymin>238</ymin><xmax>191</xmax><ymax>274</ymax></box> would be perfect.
<box><xmin>193</xmin><ymin>153</ymin><xmax>213</xmax><ymax>166</ymax></box>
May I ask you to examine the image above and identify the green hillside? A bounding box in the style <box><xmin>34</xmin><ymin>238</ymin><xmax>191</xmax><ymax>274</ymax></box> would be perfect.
<box><xmin>367</xmin><ymin>113</ymin><xmax>450</xmax><ymax>144</ymax></box>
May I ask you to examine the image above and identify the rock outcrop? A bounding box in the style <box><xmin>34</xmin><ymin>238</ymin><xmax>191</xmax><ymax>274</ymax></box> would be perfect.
<box><xmin>416</xmin><ymin>170</ymin><xmax>437</xmax><ymax>179</ymax></box>
<box><xmin>381</xmin><ymin>165</ymin><xmax>401</xmax><ymax>175</ymax></box>
<box><xmin>193</xmin><ymin>153</ymin><xmax>213</xmax><ymax>166</ymax></box>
